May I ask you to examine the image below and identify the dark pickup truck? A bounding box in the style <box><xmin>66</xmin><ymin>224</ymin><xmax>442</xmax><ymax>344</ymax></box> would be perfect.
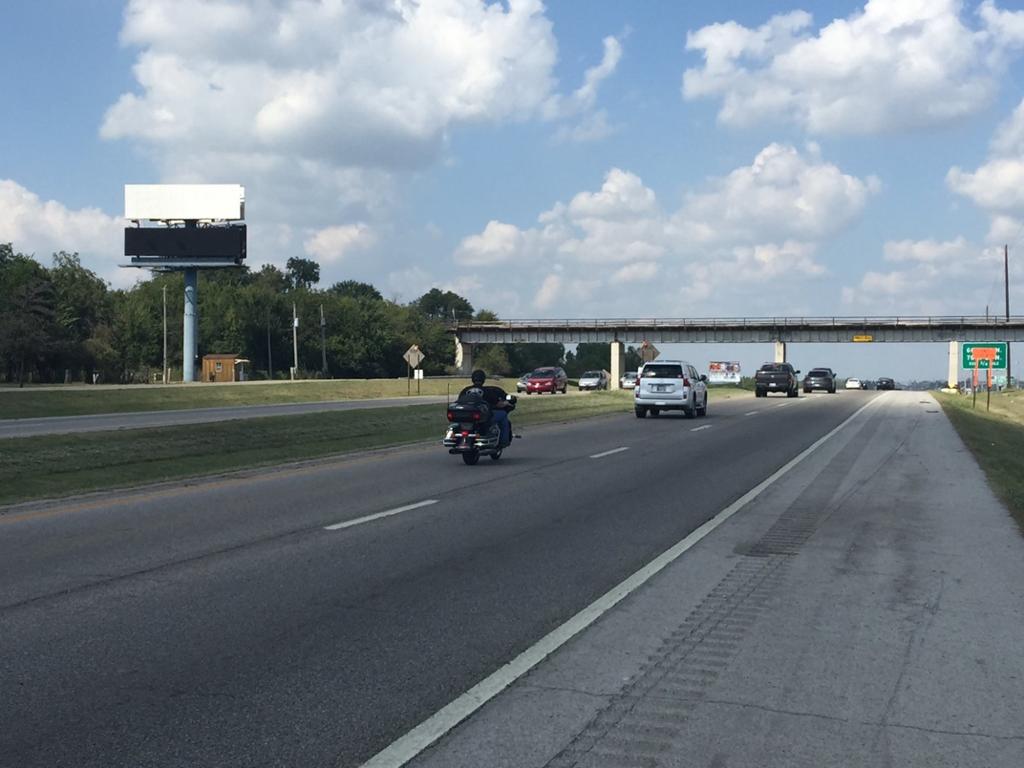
<box><xmin>755</xmin><ymin>362</ymin><xmax>801</xmax><ymax>398</ymax></box>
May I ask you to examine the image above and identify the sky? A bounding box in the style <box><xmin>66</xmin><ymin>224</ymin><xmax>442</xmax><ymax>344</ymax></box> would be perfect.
<box><xmin>2</xmin><ymin>0</ymin><xmax>1024</xmax><ymax>382</ymax></box>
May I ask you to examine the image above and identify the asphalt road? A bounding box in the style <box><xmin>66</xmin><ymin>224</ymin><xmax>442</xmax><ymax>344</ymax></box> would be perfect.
<box><xmin>0</xmin><ymin>395</ymin><xmax>451</xmax><ymax>438</ymax></box>
<box><xmin>1</xmin><ymin>391</ymin><xmax>878</xmax><ymax>767</ymax></box>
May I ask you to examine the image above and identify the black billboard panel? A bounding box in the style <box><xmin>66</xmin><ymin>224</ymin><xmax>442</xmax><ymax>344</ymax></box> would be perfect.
<box><xmin>124</xmin><ymin>226</ymin><xmax>246</xmax><ymax>260</ymax></box>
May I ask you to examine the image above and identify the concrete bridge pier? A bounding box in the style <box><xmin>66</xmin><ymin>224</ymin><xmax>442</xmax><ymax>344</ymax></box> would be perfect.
<box><xmin>774</xmin><ymin>340</ymin><xmax>787</xmax><ymax>363</ymax></box>
<box><xmin>454</xmin><ymin>335</ymin><xmax>474</xmax><ymax>375</ymax></box>
<box><xmin>948</xmin><ymin>340</ymin><xmax>959</xmax><ymax>389</ymax></box>
<box><xmin>610</xmin><ymin>341</ymin><xmax>624</xmax><ymax>390</ymax></box>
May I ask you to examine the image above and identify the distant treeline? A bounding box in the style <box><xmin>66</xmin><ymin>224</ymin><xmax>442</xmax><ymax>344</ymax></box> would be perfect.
<box><xmin>0</xmin><ymin>243</ymin><xmax>639</xmax><ymax>385</ymax></box>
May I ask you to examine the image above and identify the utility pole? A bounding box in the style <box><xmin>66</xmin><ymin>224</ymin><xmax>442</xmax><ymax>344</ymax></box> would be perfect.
<box><xmin>1006</xmin><ymin>244</ymin><xmax>1012</xmax><ymax>387</ymax></box>
<box><xmin>292</xmin><ymin>302</ymin><xmax>299</xmax><ymax>380</ymax></box>
<box><xmin>320</xmin><ymin>303</ymin><xmax>328</xmax><ymax>377</ymax></box>
<box><xmin>266</xmin><ymin>309</ymin><xmax>273</xmax><ymax>379</ymax></box>
<box><xmin>162</xmin><ymin>284</ymin><xmax>168</xmax><ymax>384</ymax></box>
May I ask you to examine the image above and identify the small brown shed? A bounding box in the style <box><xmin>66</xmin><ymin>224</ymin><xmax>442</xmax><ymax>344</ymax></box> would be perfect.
<box><xmin>202</xmin><ymin>354</ymin><xmax>247</xmax><ymax>383</ymax></box>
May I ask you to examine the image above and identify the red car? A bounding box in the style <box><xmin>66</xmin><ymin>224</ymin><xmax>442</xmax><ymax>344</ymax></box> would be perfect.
<box><xmin>525</xmin><ymin>367</ymin><xmax>568</xmax><ymax>394</ymax></box>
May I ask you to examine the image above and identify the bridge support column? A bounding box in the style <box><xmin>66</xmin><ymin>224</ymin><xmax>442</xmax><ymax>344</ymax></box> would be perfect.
<box><xmin>948</xmin><ymin>341</ymin><xmax>959</xmax><ymax>389</ymax></box>
<box><xmin>610</xmin><ymin>341</ymin><xmax>624</xmax><ymax>390</ymax></box>
<box><xmin>454</xmin><ymin>335</ymin><xmax>474</xmax><ymax>375</ymax></box>
<box><xmin>774</xmin><ymin>340</ymin><xmax>787</xmax><ymax>363</ymax></box>
<box><xmin>183</xmin><ymin>268</ymin><xmax>198</xmax><ymax>383</ymax></box>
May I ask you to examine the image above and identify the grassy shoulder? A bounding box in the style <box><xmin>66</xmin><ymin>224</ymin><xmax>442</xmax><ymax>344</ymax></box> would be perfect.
<box><xmin>0</xmin><ymin>378</ymin><xmax>478</xmax><ymax>420</ymax></box>
<box><xmin>0</xmin><ymin>390</ymin><xmax>637</xmax><ymax>506</ymax></box>
<box><xmin>935</xmin><ymin>389</ymin><xmax>1024</xmax><ymax>532</ymax></box>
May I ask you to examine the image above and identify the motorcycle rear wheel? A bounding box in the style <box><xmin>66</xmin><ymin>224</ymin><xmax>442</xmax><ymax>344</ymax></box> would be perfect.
<box><xmin>490</xmin><ymin>449</ymin><xmax>503</xmax><ymax>461</ymax></box>
<box><xmin>462</xmin><ymin>450</ymin><xmax>480</xmax><ymax>465</ymax></box>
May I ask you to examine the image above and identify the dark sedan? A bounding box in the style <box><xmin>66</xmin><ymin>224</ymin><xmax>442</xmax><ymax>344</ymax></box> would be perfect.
<box><xmin>802</xmin><ymin>367</ymin><xmax>837</xmax><ymax>393</ymax></box>
<box><xmin>877</xmin><ymin>377</ymin><xmax>896</xmax><ymax>390</ymax></box>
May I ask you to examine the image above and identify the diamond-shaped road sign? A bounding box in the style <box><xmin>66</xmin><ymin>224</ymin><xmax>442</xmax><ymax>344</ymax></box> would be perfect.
<box><xmin>403</xmin><ymin>344</ymin><xmax>425</xmax><ymax>369</ymax></box>
<box><xmin>639</xmin><ymin>341</ymin><xmax>660</xmax><ymax>363</ymax></box>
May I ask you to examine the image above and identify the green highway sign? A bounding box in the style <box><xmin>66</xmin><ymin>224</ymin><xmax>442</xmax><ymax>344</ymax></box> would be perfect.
<box><xmin>962</xmin><ymin>342</ymin><xmax>1007</xmax><ymax>369</ymax></box>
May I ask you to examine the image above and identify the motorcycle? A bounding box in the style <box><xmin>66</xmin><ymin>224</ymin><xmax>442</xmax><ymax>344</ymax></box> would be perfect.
<box><xmin>443</xmin><ymin>394</ymin><xmax>517</xmax><ymax>465</ymax></box>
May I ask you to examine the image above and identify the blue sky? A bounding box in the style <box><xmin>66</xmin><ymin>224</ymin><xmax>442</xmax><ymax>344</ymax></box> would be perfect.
<box><xmin>3</xmin><ymin>0</ymin><xmax>1024</xmax><ymax>381</ymax></box>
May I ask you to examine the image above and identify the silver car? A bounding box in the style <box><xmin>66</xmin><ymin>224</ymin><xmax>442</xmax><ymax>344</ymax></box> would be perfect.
<box><xmin>634</xmin><ymin>360</ymin><xmax>708</xmax><ymax>419</ymax></box>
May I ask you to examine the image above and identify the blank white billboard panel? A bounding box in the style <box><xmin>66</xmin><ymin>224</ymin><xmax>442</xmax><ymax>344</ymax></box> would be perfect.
<box><xmin>125</xmin><ymin>184</ymin><xmax>245</xmax><ymax>221</ymax></box>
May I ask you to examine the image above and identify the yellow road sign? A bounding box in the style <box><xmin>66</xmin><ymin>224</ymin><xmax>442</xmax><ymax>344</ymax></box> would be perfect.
<box><xmin>852</xmin><ymin>334</ymin><xmax>873</xmax><ymax>342</ymax></box>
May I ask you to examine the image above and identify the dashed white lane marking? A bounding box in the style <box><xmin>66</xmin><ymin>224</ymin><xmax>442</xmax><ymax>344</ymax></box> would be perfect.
<box><xmin>357</xmin><ymin>397</ymin><xmax>882</xmax><ymax>768</ymax></box>
<box><xmin>590</xmin><ymin>447</ymin><xmax>630</xmax><ymax>459</ymax></box>
<box><xmin>744</xmin><ymin>411</ymin><xmax>758</xmax><ymax>416</ymax></box>
<box><xmin>690</xmin><ymin>425</ymin><xmax>712</xmax><ymax>432</ymax></box>
<box><xmin>323</xmin><ymin>499</ymin><xmax>438</xmax><ymax>531</ymax></box>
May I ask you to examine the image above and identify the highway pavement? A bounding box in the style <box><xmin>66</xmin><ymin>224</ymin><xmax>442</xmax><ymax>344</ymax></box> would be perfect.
<box><xmin>0</xmin><ymin>395</ymin><xmax>450</xmax><ymax>438</ymax></box>
<box><xmin>3</xmin><ymin>390</ymin><xmax>1022</xmax><ymax>766</ymax></box>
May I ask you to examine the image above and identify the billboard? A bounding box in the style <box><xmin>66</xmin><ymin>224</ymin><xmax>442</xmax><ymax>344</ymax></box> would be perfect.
<box><xmin>124</xmin><ymin>225</ymin><xmax>246</xmax><ymax>262</ymax></box>
<box><xmin>125</xmin><ymin>184</ymin><xmax>245</xmax><ymax>221</ymax></box>
<box><xmin>708</xmin><ymin>361</ymin><xmax>741</xmax><ymax>383</ymax></box>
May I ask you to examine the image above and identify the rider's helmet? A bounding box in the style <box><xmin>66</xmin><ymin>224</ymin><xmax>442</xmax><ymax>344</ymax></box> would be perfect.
<box><xmin>471</xmin><ymin>369</ymin><xmax>486</xmax><ymax>386</ymax></box>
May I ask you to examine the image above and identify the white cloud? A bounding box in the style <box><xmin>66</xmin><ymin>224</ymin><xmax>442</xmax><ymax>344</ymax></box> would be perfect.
<box><xmin>101</xmin><ymin>0</ymin><xmax>622</xmax><ymax>283</ymax></box>
<box><xmin>841</xmin><ymin>237</ymin><xmax>1008</xmax><ymax>313</ymax></box>
<box><xmin>303</xmin><ymin>223</ymin><xmax>373</xmax><ymax>263</ymax></box>
<box><xmin>455</xmin><ymin>220</ymin><xmax>530</xmax><ymax>265</ymax></box>
<box><xmin>0</xmin><ymin>179</ymin><xmax>126</xmax><ymax>285</ymax></box>
<box><xmin>675</xmin><ymin>143</ymin><xmax>879</xmax><ymax>245</ymax></box>
<box><xmin>533</xmin><ymin>274</ymin><xmax>562</xmax><ymax>310</ymax></box>
<box><xmin>453</xmin><ymin>144</ymin><xmax>874</xmax><ymax>316</ymax></box>
<box><xmin>611</xmin><ymin>261</ymin><xmax>659</xmax><ymax>284</ymax></box>
<box><xmin>683</xmin><ymin>0</ymin><xmax>1024</xmax><ymax>135</ymax></box>
<box><xmin>948</xmin><ymin>96</ymin><xmax>1024</xmax><ymax>218</ymax></box>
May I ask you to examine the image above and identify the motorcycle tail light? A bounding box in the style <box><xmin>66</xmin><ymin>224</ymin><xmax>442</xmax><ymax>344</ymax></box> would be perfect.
<box><xmin>472</xmin><ymin>411</ymin><xmax>481</xmax><ymax>421</ymax></box>
<box><xmin>447</xmin><ymin>410</ymin><xmax>455</xmax><ymax>421</ymax></box>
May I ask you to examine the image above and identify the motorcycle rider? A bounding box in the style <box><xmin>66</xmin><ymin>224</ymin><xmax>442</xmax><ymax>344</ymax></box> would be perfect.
<box><xmin>458</xmin><ymin>369</ymin><xmax>513</xmax><ymax>447</ymax></box>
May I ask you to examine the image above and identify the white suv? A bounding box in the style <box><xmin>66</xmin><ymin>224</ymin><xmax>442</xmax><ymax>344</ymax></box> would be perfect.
<box><xmin>634</xmin><ymin>360</ymin><xmax>708</xmax><ymax>419</ymax></box>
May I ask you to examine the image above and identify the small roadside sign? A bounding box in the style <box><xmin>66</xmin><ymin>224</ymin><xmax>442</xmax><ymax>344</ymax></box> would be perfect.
<box><xmin>403</xmin><ymin>345</ymin><xmax>425</xmax><ymax>369</ymax></box>
<box><xmin>414</xmin><ymin>369</ymin><xmax>424</xmax><ymax>380</ymax></box>
<box><xmin>962</xmin><ymin>342</ymin><xmax>1007</xmax><ymax>369</ymax></box>
<box><xmin>639</xmin><ymin>341</ymin><xmax>660</xmax><ymax>363</ymax></box>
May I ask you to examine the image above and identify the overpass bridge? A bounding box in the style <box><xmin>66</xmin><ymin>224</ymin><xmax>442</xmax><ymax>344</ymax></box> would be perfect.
<box><xmin>450</xmin><ymin>315</ymin><xmax>1024</xmax><ymax>388</ymax></box>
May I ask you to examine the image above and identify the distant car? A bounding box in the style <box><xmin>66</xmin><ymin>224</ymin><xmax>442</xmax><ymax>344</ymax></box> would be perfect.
<box><xmin>516</xmin><ymin>373</ymin><xmax>530</xmax><ymax>393</ymax></box>
<box><xmin>578</xmin><ymin>370</ymin><xmax>609</xmax><ymax>390</ymax></box>
<box><xmin>845</xmin><ymin>377</ymin><xmax>863</xmax><ymax>390</ymax></box>
<box><xmin>877</xmin><ymin>377</ymin><xmax>896</xmax><ymax>390</ymax></box>
<box><xmin>635</xmin><ymin>360</ymin><xmax>708</xmax><ymax>418</ymax></box>
<box><xmin>525</xmin><ymin>367</ymin><xmax>568</xmax><ymax>394</ymax></box>
<box><xmin>802</xmin><ymin>367</ymin><xmax>837</xmax><ymax>394</ymax></box>
<box><xmin>754</xmin><ymin>362</ymin><xmax>801</xmax><ymax>398</ymax></box>
<box><xmin>620</xmin><ymin>371</ymin><xmax>639</xmax><ymax>389</ymax></box>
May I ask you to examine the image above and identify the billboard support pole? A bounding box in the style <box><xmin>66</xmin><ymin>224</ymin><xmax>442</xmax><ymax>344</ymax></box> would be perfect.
<box><xmin>183</xmin><ymin>268</ymin><xmax>198</xmax><ymax>383</ymax></box>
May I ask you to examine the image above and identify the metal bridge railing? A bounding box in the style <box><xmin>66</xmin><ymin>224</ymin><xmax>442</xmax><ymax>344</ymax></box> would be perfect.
<box><xmin>450</xmin><ymin>316</ymin><xmax>1024</xmax><ymax>331</ymax></box>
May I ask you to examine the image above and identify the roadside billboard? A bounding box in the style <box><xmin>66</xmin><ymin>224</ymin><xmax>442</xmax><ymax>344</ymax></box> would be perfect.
<box><xmin>708</xmin><ymin>361</ymin><xmax>741</xmax><ymax>384</ymax></box>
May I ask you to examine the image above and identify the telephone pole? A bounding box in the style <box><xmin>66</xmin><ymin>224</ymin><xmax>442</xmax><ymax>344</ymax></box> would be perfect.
<box><xmin>292</xmin><ymin>302</ymin><xmax>299</xmax><ymax>380</ymax></box>
<box><xmin>1007</xmin><ymin>244</ymin><xmax>1012</xmax><ymax>387</ymax></box>
<box><xmin>162</xmin><ymin>284</ymin><xmax>168</xmax><ymax>384</ymax></box>
<box><xmin>266</xmin><ymin>309</ymin><xmax>273</xmax><ymax>379</ymax></box>
<box><xmin>320</xmin><ymin>303</ymin><xmax>328</xmax><ymax>377</ymax></box>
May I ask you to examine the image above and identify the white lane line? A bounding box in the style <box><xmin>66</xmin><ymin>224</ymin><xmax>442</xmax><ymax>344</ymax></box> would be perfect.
<box><xmin>357</xmin><ymin>396</ymin><xmax>882</xmax><ymax>768</ymax></box>
<box><xmin>744</xmin><ymin>411</ymin><xmax>758</xmax><ymax>416</ymax></box>
<box><xmin>323</xmin><ymin>499</ymin><xmax>438</xmax><ymax>531</ymax></box>
<box><xmin>690</xmin><ymin>425</ymin><xmax>711</xmax><ymax>432</ymax></box>
<box><xmin>590</xmin><ymin>446</ymin><xmax>630</xmax><ymax>459</ymax></box>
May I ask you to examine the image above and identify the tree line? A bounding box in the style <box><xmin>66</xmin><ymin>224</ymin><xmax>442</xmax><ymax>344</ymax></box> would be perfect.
<box><xmin>0</xmin><ymin>244</ymin><xmax>634</xmax><ymax>385</ymax></box>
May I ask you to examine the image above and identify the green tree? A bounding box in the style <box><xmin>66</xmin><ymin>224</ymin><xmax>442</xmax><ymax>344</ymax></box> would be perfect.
<box><xmin>286</xmin><ymin>257</ymin><xmax>320</xmax><ymax>289</ymax></box>
<box><xmin>328</xmin><ymin>280</ymin><xmax>382</xmax><ymax>302</ymax></box>
<box><xmin>415</xmin><ymin>288</ymin><xmax>473</xmax><ymax>321</ymax></box>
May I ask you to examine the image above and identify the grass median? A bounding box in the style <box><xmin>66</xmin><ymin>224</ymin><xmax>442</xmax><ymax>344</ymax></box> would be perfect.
<box><xmin>0</xmin><ymin>390</ymin><xmax>642</xmax><ymax>506</ymax></box>
<box><xmin>0</xmin><ymin>378</ymin><xmax>482</xmax><ymax>420</ymax></box>
<box><xmin>935</xmin><ymin>389</ymin><xmax>1024</xmax><ymax>532</ymax></box>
